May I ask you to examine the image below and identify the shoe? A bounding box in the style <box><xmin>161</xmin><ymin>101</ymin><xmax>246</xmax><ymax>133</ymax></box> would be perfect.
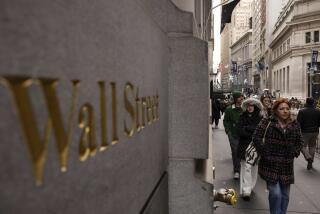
<box><xmin>215</xmin><ymin>125</ymin><xmax>218</xmax><ymax>129</ymax></box>
<box><xmin>233</xmin><ymin>172</ymin><xmax>240</xmax><ymax>180</ymax></box>
<box><xmin>307</xmin><ymin>159</ymin><xmax>313</xmax><ymax>170</ymax></box>
<box><xmin>242</xmin><ymin>192</ymin><xmax>251</xmax><ymax>201</ymax></box>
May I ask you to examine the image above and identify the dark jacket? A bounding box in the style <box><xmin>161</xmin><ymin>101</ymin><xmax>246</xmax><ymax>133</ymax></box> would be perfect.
<box><xmin>252</xmin><ymin>117</ymin><xmax>303</xmax><ymax>184</ymax></box>
<box><xmin>212</xmin><ymin>99</ymin><xmax>221</xmax><ymax>119</ymax></box>
<box><xmin>297</xmin><ymin>104</ymin><xmax>320</xmax><ymax>133</ymax></box>
<box><xmin>223</xmin><ymin>105</ymin><xmax>243</xmax><ymax>138</ymax></box>
<box><xmin>237</xmin><ymin>110</ymin><xmax>263</xmax><ymax>160</ymax></box>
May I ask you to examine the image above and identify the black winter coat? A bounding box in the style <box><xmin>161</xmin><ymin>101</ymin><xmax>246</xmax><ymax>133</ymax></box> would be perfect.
<box><xmin>252</xmin><ymin>117</ymin><xmax>303</xmax><ymax>185</ymax></box>
<box><xmin>236</xmin><ymin>111</ymin><xmax>263</xmax><ymax>160</ymax></box>
<box><xmin>297</xmin><ymin>104</ymin><xmax>320</xmax><ymax>133</ymax></box>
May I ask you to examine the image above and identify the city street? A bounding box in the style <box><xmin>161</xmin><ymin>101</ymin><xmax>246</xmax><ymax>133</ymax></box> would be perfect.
<box><xmin>211</xmin><ymin>117</ymin><xmax>320</xmax><ymax>214</ymax></box>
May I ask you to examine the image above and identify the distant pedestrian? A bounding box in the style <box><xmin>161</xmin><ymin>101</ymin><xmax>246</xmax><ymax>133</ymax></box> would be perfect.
<box><xmin>211</xmin><ymin>98</ymin><xmax>221</xmax><ymax>129</ymax></box>
<box><xmin>297</xmin><ymin>97</ymin><xmax>320</xmax><ymax>170</ymax></box>
<box><xmin>252</xmin><ymin>98</ymin><xmax>303</xmax><ymax>214</ymax></box>
<box><xmin>260</xmin><ymin>95</ymin><xmax>272</xmax><ymax>118</ymax></box>
<box><xmin>236</xmin><ymin>98</ymin><xmax>263</xmax><ymax>200</ymax></box>
<box><xmin>223</xmin><ymin>91</ymin><xmax>244</xmax><ymax>179</ymax></box>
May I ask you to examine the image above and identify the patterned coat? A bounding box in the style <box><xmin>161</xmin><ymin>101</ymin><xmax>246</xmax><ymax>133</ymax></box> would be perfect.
<box><xmin>252</xmin><ymin>117</ymin><xmax>303</xmax><ymax>184</ymax></box>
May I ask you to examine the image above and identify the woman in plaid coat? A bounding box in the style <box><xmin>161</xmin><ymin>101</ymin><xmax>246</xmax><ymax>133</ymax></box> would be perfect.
<box><xmin>252</xmin><ymin>98</ymin><xmax>303</xmax><ymax>214</ymax></box>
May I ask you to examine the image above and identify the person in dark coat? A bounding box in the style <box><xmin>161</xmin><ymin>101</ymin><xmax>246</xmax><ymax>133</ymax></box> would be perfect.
<box><xmin>236</xmin><ymin>98</ymin><xmax>263</xmax><ymax>200</ymax></box>
<box><xmin>297</xmin><ymin>97</ymin><xmax>320</xmax><ymax>170</ymax></box>
<box><xmin>223</xmin><ymin>91</ymin><xmax>244</xmax><ymax>179</ymax></box>
<box><xmin>211</xmin><ymin>97</ymin><xmax>221</xmax><ymax>128</ymax></box>
<box><xmin>252</xmin><ymin>98</ymin><xmax>303</xmax><ymax>214</ymax></box>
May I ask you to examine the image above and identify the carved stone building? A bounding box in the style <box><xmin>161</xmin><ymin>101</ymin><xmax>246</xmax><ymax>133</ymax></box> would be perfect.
<box><xmin>270</xmin><ymin>0</ymin><xmax>320</xmax><ymax>99</ymax></box>
<box><xmin>0</xmin><ymin>1</ymin><xmax>214</xmax><ymax>214</ymax></box>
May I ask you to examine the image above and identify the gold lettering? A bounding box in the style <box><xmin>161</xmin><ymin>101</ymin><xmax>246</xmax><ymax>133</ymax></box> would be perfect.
<box><xmin>98</xmin><ymin>81</ymin><xmax>108</xmax><ymax>151</ymax></box>
<box><xmin>135</xmin><ymin>88</ymin><xmax>142</xmax><ymax>132</ymax></box>
<box><xmin>39</xmin><ymin>78</ymin><xmax>79</xmax><ymax>172</ymax></box>
<box><xmin>1</xmin><ymin>76</ymin><xmax>79</xmax><ymax>185</ymax></box>
<box><xmin>124</xmin><ymin>82</ymin><xmax>135</xmax><ymax>137</ymax></box>
<box><xmin>141</xmin><ymin>97</ymin><xmax>146</xmax><ymax>129</ymax></box>
<box><xmin>146</xmin><ymin>96</ymin><xmax>153</xmax><ymax>124</ymax></box>
<box><xmin>111</xmin><ymin>82</ymin><xmax>119</xmax><ymax>145</ymax></box>
<box><xmin>151</xmin><ymin>96</ymin><xmax>156</xmax><ymax>121</ymax></box>
<box><xmin>78</xmin><ymin>103</ymin><xmax>97</xmax><ymax>161</ymax></box>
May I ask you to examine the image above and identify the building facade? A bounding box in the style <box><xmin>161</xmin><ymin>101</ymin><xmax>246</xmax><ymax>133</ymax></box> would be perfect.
<box><xmin>230</xmin><ymin>30</ymin><xmax>253</xmax><ymax>91</ymax></box>
<box><xmin>270</xmin><ymin>0</ymin><xmax>320</xmax><ymax>99</ymax></box>
<box><xmin>252</xmin><ymin>0</ymin><xmax>267</xmax><ymax>91</ymax></box>
<box><xmin>265</xmin><ymin>0</ymin><xmax>287</xmax><ymax>90</ymax></box>
<box><xmin>220</xmin><ymin>23</ymin><xmax>231</xmax><ymax>89</ymax></box>
<box><xmin>230</xmin><ymin>0</ymin><xmax>253</xmax><ymax>45</ymax></box>
<box><xmin>0</xmin><ymin>1</ymin><xmax>214</xmax><ymax>214</ymax></box>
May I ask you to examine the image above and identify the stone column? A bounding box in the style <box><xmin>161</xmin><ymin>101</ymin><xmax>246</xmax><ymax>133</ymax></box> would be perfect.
<box><xmin>167</xmin><ymin>2</ymin><xmax>213</xmax><ymax>214</ymax></box>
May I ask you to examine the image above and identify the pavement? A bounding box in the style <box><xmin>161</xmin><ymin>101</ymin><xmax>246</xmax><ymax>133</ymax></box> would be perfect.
<box><xmin>211</xmin><ymin>117</ymin><xmax>320</xmax><ymax>214</ymax></box>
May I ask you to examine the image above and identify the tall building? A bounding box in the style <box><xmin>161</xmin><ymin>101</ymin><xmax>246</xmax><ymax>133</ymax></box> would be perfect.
<box><xmin>230</xmin><ymin>0</ymin><xmax>253</xmax><ymax>45</ymax></box>
<box><xmin>220</xmin><ymin>0</ymin><xmax>252</xmax><ymax>90</ymax></box>
<box><xmin>252</xmin><ymin>0</ymin><xmax>267</xmax><ymax>91</ymax></box>
<box><xmin>220</xmin><ymin>23</ymin><xmax>231</xmax><ymax>89</ymax></box>
<box><xmin>270</xmin><ymin>0</ymin><xmax>320</xmax><ymax>99</ymax></box>
<box><xmin>264</xmin><ymin>0</ymin><xmax>287</xmax><ymax>90</ymax></box>
<box><xmin>230</xmin><ymin>30</ymin><xmax>253</xmax><ymax>91</ymax></box>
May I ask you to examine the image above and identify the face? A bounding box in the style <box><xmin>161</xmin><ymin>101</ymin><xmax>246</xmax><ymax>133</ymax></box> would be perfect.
<box><xmin>262</xmin><ymin>97</ymin><xmax>271</xmax><ymax>108</ymax></box>
<box><xmin>247</xmin><ymin>104</ymin><xmax>255</xmax><ymax>113</ymax></box>
<box><xmin>236</xmin><ymin>96</ymin><xmax>244</xmax><ymax>106</ymax></box>
<box><xmin>275</xmin><ymin>103</ymin><xmax>290</xmax><ymax>121</ymax></box>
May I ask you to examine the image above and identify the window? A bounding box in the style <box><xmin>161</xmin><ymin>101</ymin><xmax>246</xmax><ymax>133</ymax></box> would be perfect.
<box><xmin>306</xmin><ymin>32</ymin><xmax>311</xmax><ymax>43</ymax></box>
<box><xmin>284</xmin><ymin>42</ymin><xmax>287</xmax><ymax>52</ymax></box>
<box><xmin>280</xmin><ymin>46</ymin><xmax>283</xmax><ymax>55</ymax></box>
<box><xmin>287</xmin><ymin>38</ymin><xmax>290</xmax><ymax>48</ymax></box>
<box><xmin>314</xmin><ymin>31</ymin><xmax>319</xmax><ymax>42</ymax></box>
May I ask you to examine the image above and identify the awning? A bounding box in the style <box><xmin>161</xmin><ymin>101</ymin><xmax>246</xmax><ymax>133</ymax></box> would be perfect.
<box><xmin>221</xmin><ymin>0</ymin><xmax>240</xmax><ymax>33</ymax></box>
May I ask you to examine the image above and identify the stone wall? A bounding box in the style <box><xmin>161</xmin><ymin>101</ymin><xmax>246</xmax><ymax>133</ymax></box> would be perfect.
<box><xmin>0</xmin><ymin>1</ymin><xmax>212</xmax><ymax>213</ymax></box>
<box><xmin>0</xmin><ymin>1</ymin><xmax>168</xmax><ymax>213</ymax></box>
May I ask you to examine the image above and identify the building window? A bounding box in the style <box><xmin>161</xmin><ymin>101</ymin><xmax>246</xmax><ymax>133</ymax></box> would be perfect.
<box><xmin>306</xmin><ymin>32</ymin><xmax>311</xmax><ymax>43</ymax></box>
<box><xmin>280</xmin><ymin>45</ymin><xmax>283</xmax><ymax>55</ymax></box>
<box><xmin>315</xmin><ymin>31</ymin><xmax>319</xmax><ymax>42</ymax></box>
<box><xmin>284</xmin><ymin>42</ymin><xmax>287</xmax><ymax>52</ymax></box>
<box><xmin>287</xmin><ymin>38</ymin><xmax>290</xmax><ymax>48</ymax></box>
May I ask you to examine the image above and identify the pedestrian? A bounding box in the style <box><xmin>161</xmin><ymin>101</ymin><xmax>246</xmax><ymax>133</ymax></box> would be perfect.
<box><xmin>223</xmin><ymin>91</ymin><xmax>244</xmax><ymax>179</ymax></box>
<box><xmin>252</xmin><ymin>98</ymin><xmax>303</xmax><ymax>214</ymax></box>
<box><xmin>260</xmin><ymin>95</ymin><xmax>272</xmax><ymax>118</ymax></box>
<box><xmin>211</xmin><ymin>97</ymin><xmax>221</xmax><ymax>129</ymax></box>
<box><xmin>297</xmin><ymin>97</ymin><xmax>320</xmax><ymax>170</ymax></box>
<box><xmin>236</xmin><ymin>98</ymin><xmax>263</xmax><ymax>200</ymax></box>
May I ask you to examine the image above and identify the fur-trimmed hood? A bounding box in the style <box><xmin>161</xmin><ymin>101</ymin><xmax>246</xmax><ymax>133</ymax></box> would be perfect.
<box><xmin>241</xmin><ymin>98</ymin><xmax>263</xmax><ymax>111</ymax></box>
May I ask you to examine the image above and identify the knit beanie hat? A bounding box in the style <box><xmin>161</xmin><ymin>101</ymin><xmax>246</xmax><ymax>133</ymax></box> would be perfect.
<box><xmin>232</xmin><ymin>91</ymin><xmax>243</xmax><ymax>102</ymax></box>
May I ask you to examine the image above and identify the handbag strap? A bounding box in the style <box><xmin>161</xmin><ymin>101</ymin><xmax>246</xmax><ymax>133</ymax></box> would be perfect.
<box><xmin>262</xmin><ymin>121</ymin><xmax>271</xmax><ymax>145</ymax></box>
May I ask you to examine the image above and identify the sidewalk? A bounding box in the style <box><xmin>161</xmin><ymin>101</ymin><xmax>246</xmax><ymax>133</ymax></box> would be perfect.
<box><xmin>211</xmin><ymin>118</ymin><xmax>320</xmax><ymax>214</ymax></box>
